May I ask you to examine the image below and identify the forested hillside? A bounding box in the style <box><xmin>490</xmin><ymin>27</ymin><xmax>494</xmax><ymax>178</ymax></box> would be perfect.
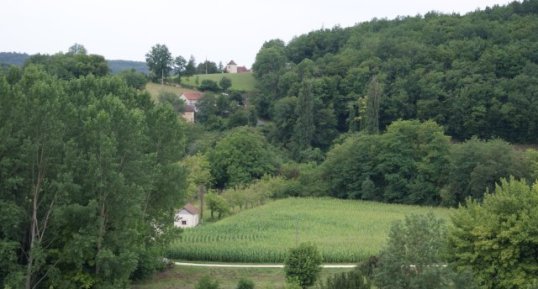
<box><xmin>0</xmin><ymin>52</ymin><xmax>30</xmax><ymax>67</ymax></box>
<box><xmin>252</xmin><ymin>0</ymin><xmax>538</xmax><ymax>153</ymax></box>
<box><xmin>0</xmin><ymin>52</ymin><xmax>148</xmax><ymax>74</ymax></box>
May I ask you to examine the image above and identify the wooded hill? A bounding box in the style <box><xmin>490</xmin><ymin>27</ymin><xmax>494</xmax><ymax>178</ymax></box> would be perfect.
<box><xmin>0</xmin><ymin>52</ymin><xmax>148</xmax><ymax>74</ymax></box>
<box><xmin>252</xmin><ymin>0</ymin><xmax>538</xmax><ymax>152</ymax></box>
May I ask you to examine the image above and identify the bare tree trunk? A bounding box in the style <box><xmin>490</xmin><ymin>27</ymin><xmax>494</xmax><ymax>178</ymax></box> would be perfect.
<box><xmin>26</xmin><ymin>146</ymin><xmax>45</xmax><ymax>289</ymax></box>
<box><xmin>25</xmin><ymin>192</ymin><xmax>38</xmax><ymax>289</ymax></box>
<box><xmin>198</xmin><ymin>185</ymin><xmax>205</xmax><ymax>224</ymax></box>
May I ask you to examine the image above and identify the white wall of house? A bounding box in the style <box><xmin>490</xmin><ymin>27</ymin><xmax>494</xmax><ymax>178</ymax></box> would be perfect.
<box><xmin>226</xmin><ymin>64</ymin><xmax>237</xmax><ymax>73</ymax></box>
<box><xmin>174</xmin><ymin>209</ymin><xmax>199</xmax><ymax>228</ymax></box>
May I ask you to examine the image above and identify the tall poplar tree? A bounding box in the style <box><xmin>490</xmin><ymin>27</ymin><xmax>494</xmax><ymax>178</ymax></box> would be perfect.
<box><xmin>292</xmin><ymin>80</ymin><xmax>315</xmax><ymax>157</ymax></box>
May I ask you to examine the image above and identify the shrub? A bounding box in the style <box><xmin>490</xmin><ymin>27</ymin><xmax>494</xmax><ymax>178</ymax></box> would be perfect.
<box><xmin>321</xmin><ymin>270</ymin><xmax>371</xmax><ymax>289</ymax></box>
<box><xmin>284</xmin><ymin>243</ymin><xmax>322</xmax><ymax>289</ymax></box>
<box><xmin>199</xmin><ymin>79</ymin><xmax>219</xmax><ymax>92</ymax></box>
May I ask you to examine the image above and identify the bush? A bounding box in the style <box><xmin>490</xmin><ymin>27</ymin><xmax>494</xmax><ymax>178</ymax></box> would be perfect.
<box><xmin>236</xmin><ymin>278</ymin><xmax>255</xmax><ymax>289</ymax></box>
<box><xmin>321</xmin><ymin>270</ymin><xmax>371</xmax><ymax>289</ymax></box>
<box><xmin>284</xmin><ymin>243</ymin><xmax>322</xmax><ymax>289</ymax></box>
<box><xmin>199</xmin><ymin>79</ymin><xmax>220</xmax><ymax>92</ymax></box>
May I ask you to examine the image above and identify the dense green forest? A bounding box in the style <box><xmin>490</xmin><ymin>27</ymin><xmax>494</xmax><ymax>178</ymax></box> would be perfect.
<box><xmin>189</xmin><ymin>0</ymin><xmax>538</xmax><ymax>207</ymax></box>
<box><xmin>0</xmin><ymin>52</ymin><xmax>149</xmax><ymax>74</ymax></box>
<box><xmin>0</xmin><ymin>50</ymin><xmax>184</xmax><ymax>288</ymax></box>
<box><xmin>251</xmin><ymin>0</ymin><xmax>538</xmax><ymax>150</ymax></box>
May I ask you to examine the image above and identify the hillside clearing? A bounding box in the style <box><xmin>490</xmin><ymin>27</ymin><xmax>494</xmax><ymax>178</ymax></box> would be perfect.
<box><xmin>182</xmin><ymin>72</ymin><xmax>255</xmax><ymax>91</ymax></box>
<box><xmin>145</xmin><ymin>82</ymin><xmax>197</xmax><ymax>102</ymax></box>
<box><xmin>168</xmin><ymin>198</ymin><xmax>451</xmax><ymax>263</ymax></box>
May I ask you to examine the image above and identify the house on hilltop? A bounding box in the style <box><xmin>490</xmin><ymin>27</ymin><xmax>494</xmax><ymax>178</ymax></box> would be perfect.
<box><xmin>174</xmin><ymin>203</ymin><xmax>200</xmax><ymax>228</ymax></box>
<box><xmin>225</xmin><ymin>60</ymin><xmax>249</xmax><ymax>74</ymax></box>
<box><xmin>226</xmin><ymin>60</ymin><xmax>237</xmax><ymax>73</ymax></box>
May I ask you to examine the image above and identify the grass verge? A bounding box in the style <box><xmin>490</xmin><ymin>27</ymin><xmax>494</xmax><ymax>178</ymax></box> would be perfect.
<box><xmin>131</xmin><ymin>265</ymin><xmax>352</xmax><ymax>289</ymax></box>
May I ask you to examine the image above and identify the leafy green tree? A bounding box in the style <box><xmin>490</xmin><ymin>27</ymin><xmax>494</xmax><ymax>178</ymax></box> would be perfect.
<box><xmin>272</xmin><ymin>96</ymin><xmax>298</xmax><ymax>144</ymax></box>
<box><xmin>158</xmin><ymin>91</ymin><xmax>185</xmax><ymax>114</ymax></box>
<box><xmin>196</xmin><ymin>60</ymin><xmax>219</xmax><ymax>74</ymax></box>
<box><xmin>252</xmin><ymin>40</ymin><xmax>287</xmax><ymax>118</ymax></box>
<box><xmin>118</xmin><ymin>68</ymin><xmax>148</xmax><ymax>89</ymax></box>
<box><xmin>173</xmin><ymin>55</ymin><xmax>187</xmax><ymax>77</ymax></box>
<box><xmin>145</xmin><ymin>43</ymin><xmax>173</xmax><ymax>84</ymax></box>
<box><xmin>219</xmin><ymin>76</ymin><xmax>232</xmax><ymax>91</ymax></box>
<box><xmin>322</xmin><ymin>120</ymin><xmax>450</xmax><ymax>204</ymax></box>
<box><xmin>205</xmin><ymin>192</ymin><xmax>229</xmax><ymax>219</ymax></box>
<box><xmin>449</xmin><ymin>178</ymin><xmax>538</xmax><ymax>289</ymax></box>
<box><xmin>443</xmin><ymin>138</ymin><xmax>529</xmax><ymax>206</ymax></box>
<box><xmin>67</xmin><ymin>43</ymin><xmax>88</xmax><ymax>55</ymax></box>
<box><xmin>209</xmin><ymin>127</ymin><xmax>277</xmax><ymax>188</ymax></box>
<box><xmin>284</xmin><ymin>243</ymin><xmax>322</xmax><ymax>289</ymax></box>
<box><xmin>184</xmin><ymin>55</ymin><xmax>197</xmax><ymax>76</ymax></box>
<box><xmin>362</xmin><ymin>76</ymin><xmax>382</xmax><ymax>134</ymax></box>
<box><xmin>375</xmin><ymin>213</ymin><xmax>475</xmax><ymax>289</ymax></box>
<box><xmin>291</xmin><ymin>80</ymin><xmax>315</xmax><ymax>158</ymax></box>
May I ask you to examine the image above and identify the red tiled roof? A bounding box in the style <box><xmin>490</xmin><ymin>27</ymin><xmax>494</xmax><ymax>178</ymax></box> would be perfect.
<box><xmin>183</xmin><ymin>203</ymin><xmax>199</xmax><ymax>215</ymax></box>
<box><xmin>181</xmin><ymin>92</ymin><xmax>203</xmax><ymax>101</ymax></box>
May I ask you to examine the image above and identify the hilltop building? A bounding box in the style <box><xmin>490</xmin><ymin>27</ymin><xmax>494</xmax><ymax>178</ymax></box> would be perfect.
<box><xmin>225</xmin><ymin>60</ymin><xmax>249</xmax><ymax>74</ymax></box>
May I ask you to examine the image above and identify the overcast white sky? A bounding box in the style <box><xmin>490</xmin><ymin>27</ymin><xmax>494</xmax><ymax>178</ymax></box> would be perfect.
<box><xmin>1</xmin><ymin>0</ymin><xmax>514</xmax><ymax>67</ymax></box>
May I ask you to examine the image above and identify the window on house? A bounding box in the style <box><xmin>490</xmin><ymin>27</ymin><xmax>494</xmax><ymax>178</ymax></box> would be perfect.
<box><xmin>181</xmin><ymin>220</ymin><xmax>187</xmax><ymax>225</ymax></box>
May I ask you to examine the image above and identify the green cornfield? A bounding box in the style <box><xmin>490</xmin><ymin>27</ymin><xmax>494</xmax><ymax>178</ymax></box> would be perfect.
<box><xmin>167</xmin><ymin>198</ymin><xmax>451</xmax><ymax>263</ymax></box>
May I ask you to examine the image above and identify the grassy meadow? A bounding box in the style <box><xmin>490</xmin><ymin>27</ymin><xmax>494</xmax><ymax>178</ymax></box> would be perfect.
<box><xmin>168</xmin><ymin>198</ymin><xmax>451</xmax><ymax>263</ymax></box>
<box><xmin>145</xmin><ymin>82</ymin><xmax>197</xmax><ymax>102</ymax></box>
<box><xmin>131</xmin><ymin>265</ymin><xmax>352</xmax><ymax>289</ymax></box>
<box><xmin>182</xmin><ymin>72</ymin><xmax>256</xmax><ymax>91</ymax></box>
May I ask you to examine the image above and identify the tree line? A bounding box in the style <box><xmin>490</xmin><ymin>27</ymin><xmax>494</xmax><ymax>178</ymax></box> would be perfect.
<box><xmin>186</xmin><ymin>120</ymin><xmax>537</xmax><ymax>213</ymax></box>
<box><xmin>0</xmin><ymin>49</ymin><xmax>185</xmax><ymax>288</ymax></box>
<box><xmin>145</xmin><ymin>44</ymin><xmax>227</xmax><ymax>84</ymax></box>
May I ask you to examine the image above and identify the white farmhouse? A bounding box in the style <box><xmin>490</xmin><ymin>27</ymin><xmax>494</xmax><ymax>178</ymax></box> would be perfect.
<box><xmin>174</xmin><ymin>203</ymin><xmax>200</xmax><ymax>228</ymax></box>
<box><xmin>225</xmin><ymin>60</ymin><xmax>238</xmax><ymax>73</ymax></box>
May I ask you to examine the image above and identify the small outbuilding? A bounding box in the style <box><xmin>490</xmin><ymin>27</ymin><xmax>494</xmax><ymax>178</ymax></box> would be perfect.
<box><xmin>174</xmin><ymin>203</ymin><xmax>200</xmax><ymax>228</ymax></box>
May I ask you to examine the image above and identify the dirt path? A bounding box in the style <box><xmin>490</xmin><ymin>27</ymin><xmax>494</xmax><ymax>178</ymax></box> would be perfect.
<box><xmin>174</xmin><ymin>262</ymin><xmax>356</xmax><ymax>268</ymax></box>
